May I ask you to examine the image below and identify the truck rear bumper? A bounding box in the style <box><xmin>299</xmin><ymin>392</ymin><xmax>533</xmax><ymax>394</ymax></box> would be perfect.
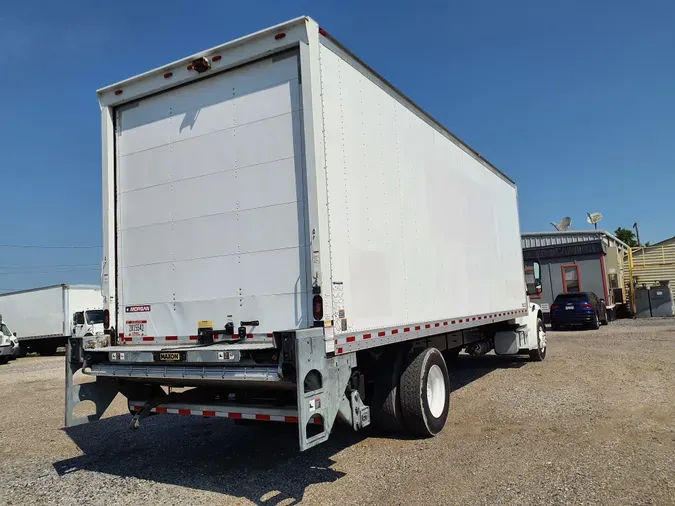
<box><xmin>128</xmin><ymin>400</ymin><xmax>314</xmax><ymax>425</ymax></box>
<box><xmin>88</xmin><ymin>362</ymin><xmax>283</xmax><ymax>385</ymax></box>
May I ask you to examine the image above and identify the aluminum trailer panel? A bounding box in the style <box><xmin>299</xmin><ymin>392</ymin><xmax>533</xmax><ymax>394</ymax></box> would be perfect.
<box><xmin>0</xmin><ymin>286</ymin><xmax>67</xmax><ymax>340</ymax></box>
<box><xmin>318</xmin><ymin>37</ymin><xmax>527</xmax><ymax>341</ymax></box>
<box><xmin>114</xmin><ymin>50</ymin><xmax>308</xmax><ymax>340</ymax></box>
<box><xmin>100</xmin><ymin>17</ymin><xmax>525</xmax><ymax>350</ymax></box>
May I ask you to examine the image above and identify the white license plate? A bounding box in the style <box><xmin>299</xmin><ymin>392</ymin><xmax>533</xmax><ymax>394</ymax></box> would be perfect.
<box><xmin>126</xmin><ymin>321</ymin><xmax>146</xmax><ymax>336</ymax></box>
<box><xmin>566</xmin><ymin>306</ymin><xmax>574</xmax><ymax>310</ymax></box>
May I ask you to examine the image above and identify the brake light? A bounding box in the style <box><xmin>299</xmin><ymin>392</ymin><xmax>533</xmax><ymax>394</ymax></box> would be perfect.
<box><xmin>551</xmin><ymin>304</ymin><xmax>560</xmax><ymax>310</ymax></box>
<box><xmin>580</xmin><ymin>303</ymin><xmax>593</xmax><ymax>308</ymax></box>
<box><xmin>103</xmin><ymin>309</ymin><xmax>110</xmax><ymax>329</ymax></box>
<box><xmin>313</xmin><ymin>295</ymin><xmax>323</xmax><ymax>321</ymax></box>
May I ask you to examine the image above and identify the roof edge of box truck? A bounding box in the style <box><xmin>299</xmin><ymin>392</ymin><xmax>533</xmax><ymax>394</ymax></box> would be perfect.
<box><xmin>97</xmin><ymin>15</ymin><xmax>514</xmax><ymax>188</ymax></box>
<box><xmin>0</xmin><ymin>284</ymin><xmax>100</xmax><ymax>297</ymax></box>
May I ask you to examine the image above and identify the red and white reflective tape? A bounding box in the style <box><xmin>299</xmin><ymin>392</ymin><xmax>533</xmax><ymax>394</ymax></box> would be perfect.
<box><xmin>129</xmin><ymin>405</ymin><xmax>319</xmax><ymax>424</ymax></box>
<box><xmin>118</xmin><ymin>333</ymin><xmax>275</xmax><ymax>344</ymax></box>
<box><xmin>333</xmin><ymin>308</ymin><xmax>528</xmax><ymax>355</ymax></box>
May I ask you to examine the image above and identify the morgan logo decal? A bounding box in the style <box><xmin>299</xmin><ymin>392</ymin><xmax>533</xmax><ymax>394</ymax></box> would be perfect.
<box><xmin>125</xmin><ymin>305</ymin><xmax>151</xmax><ymax>313</ymax></box>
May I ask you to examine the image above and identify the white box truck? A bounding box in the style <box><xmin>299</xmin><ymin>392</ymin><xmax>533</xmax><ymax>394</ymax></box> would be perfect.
<box><xmin>66</xmin><ymin>17</ymin><xmax>546</xmax><ymax>451</ymax></box>
<box><xmin>0</xmin><ymin>285</ymin><xmax>103</xmax><ymax>356</ymax></box>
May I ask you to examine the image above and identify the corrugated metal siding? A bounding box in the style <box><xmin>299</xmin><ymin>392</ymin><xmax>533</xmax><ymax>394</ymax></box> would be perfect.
<box><xmin>522</xmin><ymin>231</ymin><xmax>628</xmax><ymax>252</ymax></box>
<box><xmin>625</xmin><ymin>245</ymin><xmax>675</xmax><ymax>304</ymax></box>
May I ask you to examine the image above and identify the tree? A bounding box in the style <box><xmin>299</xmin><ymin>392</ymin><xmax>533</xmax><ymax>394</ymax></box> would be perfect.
<box><xmin>614</xmin><ymin>227</ymin><xmax>637</xmax><ymax>247</ymax></box>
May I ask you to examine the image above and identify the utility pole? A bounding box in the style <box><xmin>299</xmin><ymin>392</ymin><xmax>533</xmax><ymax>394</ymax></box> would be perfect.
<box><xmin>633</xmin><ymin>222</ymin><xmax>641</xmax><ymax>246</ymax></box>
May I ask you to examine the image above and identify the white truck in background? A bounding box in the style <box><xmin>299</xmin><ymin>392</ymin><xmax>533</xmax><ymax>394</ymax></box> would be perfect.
<box><xmin>0</xmin><ymin>317</ymin><xmax>19</xmax><ymax>364</ymax></box>
<box><xmin>0</xmin><ymin>285</ymin><xmax>104</xmax><ymax>356</ymax></box>
<box><xmin>66</xmin><ymin>17</ymin><xmax>546</xmax><ymax>451</ymax></box>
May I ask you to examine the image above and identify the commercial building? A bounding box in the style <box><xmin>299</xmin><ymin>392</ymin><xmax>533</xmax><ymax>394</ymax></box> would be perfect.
<box><xmin>522</xmin><ymin>231</ymin><xmax>629</xmax><ymax>321</ymax></box>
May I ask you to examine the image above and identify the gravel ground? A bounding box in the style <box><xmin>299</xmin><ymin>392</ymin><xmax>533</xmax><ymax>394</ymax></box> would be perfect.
<box><xmin>1</xmin><ymin>319</ymin><xmax>674</xmax><ymax>505</ymax></box>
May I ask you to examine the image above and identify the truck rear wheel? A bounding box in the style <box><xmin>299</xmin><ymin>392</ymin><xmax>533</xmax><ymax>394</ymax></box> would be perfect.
<box><xmin>370</xmin><ymin>347</ymin><xmax>407</xmax><ymax>432</ymax></box>
<box><xmin>399</xmin><ymin>348</ymin><xmax>450</xmax><ymax>437</ymax></box>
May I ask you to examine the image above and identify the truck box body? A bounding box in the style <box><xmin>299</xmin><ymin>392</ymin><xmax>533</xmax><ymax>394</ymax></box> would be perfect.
<box><xmin>100</xmin><ymin>17</ymin><xmax>527</xmax><ymax>351</ymax></box>
<box><xmin>70</xmin><ymin>17</ymin><xmax>544</xmax><ymax>451</ymax></box>
<box><xmin>0</xmin><ymin>285</ymin><xmax>102</xmax><ymax>341</ymax></box>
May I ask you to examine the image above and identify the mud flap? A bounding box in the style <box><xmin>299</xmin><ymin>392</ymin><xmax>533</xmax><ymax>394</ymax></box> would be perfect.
<box><xmin>65</xmin><ymin>338</ymin><xmax>119</xmax><ymax>427</ymax></box>
<box><xmin>291</xmin><ymin>328</ymin><xmax>356</xmax><ymax>451</ymax></box>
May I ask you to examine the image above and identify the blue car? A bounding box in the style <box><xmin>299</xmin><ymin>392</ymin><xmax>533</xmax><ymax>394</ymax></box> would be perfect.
<box><xmin>550</xmin><ymin>292</ymin><xmax>608</xmax><ymax>330</ymax></box>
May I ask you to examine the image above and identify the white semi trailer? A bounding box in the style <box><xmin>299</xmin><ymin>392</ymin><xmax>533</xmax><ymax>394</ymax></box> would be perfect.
<box><xmin>66</xmin><ymin>17</ymin><xmax>546</xmax><ymax>451</ymax></box>
<box><xmin>0</xmin><ymin>285</ymin><xmax>103</xmax><ymax>356</ymax></box>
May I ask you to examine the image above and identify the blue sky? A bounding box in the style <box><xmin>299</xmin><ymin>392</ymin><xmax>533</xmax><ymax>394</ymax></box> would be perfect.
<box><xmin>0</xmin><ymin>0</ymin><xmax>673</xmax><ymax>291</ymax></box>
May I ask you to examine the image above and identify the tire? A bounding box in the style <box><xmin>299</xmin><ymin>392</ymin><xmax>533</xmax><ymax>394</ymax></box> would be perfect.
<box><xmin>529</xmin><ymin>318</ymin><xmax>547</xmax><ymax>362</ymax></box>
<box><xmin>590</xmin><ymin>314</ymin><xmax>600</xmax><ymax>330</ymax></box>
<box><xmin>399</xmin><ymin>347</ymin><xmax>450</xmax><ymax>437</ymax></box>
<box><xmin>0</xmin><ymin>355</ymin><xmax>9</xmax><ymax>365</ymax></box>
<box><xmin>600</xmin><ymin>312</ymin><xmax>609</xmax><ymax>326</ymax></box>
<box><xmin>370</xmin><ymin>347</ymin><xmax>407</xmax><ymax>433</ymax></box>
<box><xmin>38</xmin><ymin>344</ymin><xmax>58</xmax><ymax>356</ymax></box>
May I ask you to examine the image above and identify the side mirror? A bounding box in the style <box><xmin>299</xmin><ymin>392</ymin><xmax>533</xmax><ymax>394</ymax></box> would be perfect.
<box><xmin>13</xmin><ymin>332</ymin><xmax>16</xmax><ymax>337</ymax></box>
<box><xmin>525</xmin><ymin>261</ymin><xmax>543</xmax><ymax>296</ymax></box>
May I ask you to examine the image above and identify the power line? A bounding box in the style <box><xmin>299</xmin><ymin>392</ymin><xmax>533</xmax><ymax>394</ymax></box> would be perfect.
<box><xmin>0</xmin><ymin>264</ymin><xmax>99</xmax><ymax>270</ymax></box>
<box><xmin>0</xmin><ymin>244</ymin><xmax>101</xmax><ymax>249</ymax></box>
<box><xmin>0</xmin><ymin>268</ymin><xmax>99</xmax><ymax>275</ymax></box>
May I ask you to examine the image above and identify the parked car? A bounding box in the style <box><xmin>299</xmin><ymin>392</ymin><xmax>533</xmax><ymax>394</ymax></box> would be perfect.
<box><xmin>550</xmin><ymin>292</ymin><xmax>608</xmax><ymax>330</ymax></box>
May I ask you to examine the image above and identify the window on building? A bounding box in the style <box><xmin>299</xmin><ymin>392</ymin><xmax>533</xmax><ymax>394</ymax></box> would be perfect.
<box><xmin>561</xmin><ymin>264</ymin><xmax>581</xmax><ymax>293</ymax></box>
<box><xmin>608</xmin><ymin>273</ymin><xmax>619</xmax><ymax>289</ymax></box>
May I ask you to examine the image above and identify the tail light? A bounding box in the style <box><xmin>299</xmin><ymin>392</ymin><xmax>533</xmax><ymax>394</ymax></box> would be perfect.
<box><xmin>103</xmin><ymin>309</ymin><xmax>110</xmax><ymax>329</ymax></box>
<box><xmin>313</xmin><ymin>295</ymin><xmax>323</xmax><ymax>321</ymax></box>
<box><xmin>580</xmin><ymin>303</ymin><xmax>593</xmax><ymax>308</ymax></box>
<box><xmin>551</xmin><ymin>304</ymin><xmax>560</xmax><ymax>310</ymax></box>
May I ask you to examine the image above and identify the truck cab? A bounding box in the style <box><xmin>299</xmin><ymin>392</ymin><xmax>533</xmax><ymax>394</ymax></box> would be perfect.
<box><xmin>73</xmin><ymin>309</ymin><xmax>106</xmax><ymax>338</ymax></box>
<box><xmin>0</xmin><ymin>316</ymin><xmax>19</xmax><ymax>364</ymax></box>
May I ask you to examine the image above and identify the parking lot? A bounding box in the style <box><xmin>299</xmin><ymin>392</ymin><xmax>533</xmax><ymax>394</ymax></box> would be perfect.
<box><xmin>1</xmin><ymin>319</ymin><xmax>674</xmax><ymax>505</ymax></box>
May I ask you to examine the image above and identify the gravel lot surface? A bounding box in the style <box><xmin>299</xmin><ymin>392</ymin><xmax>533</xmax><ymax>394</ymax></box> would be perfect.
<box><xmin>1</xmin><ymin>319</ymin><xmax>674</xmax><ymax>505</ymax></box>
